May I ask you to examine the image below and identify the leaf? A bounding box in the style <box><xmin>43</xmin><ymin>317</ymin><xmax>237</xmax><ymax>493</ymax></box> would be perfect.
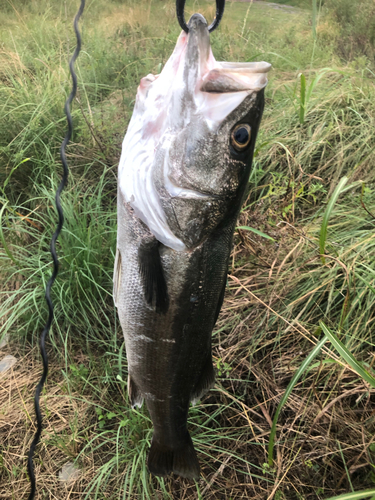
<box><xmin>353</xmin><ymin>269</ymin><xmax>375</xmax><ymax>296</ymax></box>
<box><xmin>306</xmin><ymin>69</ymin><xmax>330</xmax><ymax>102</ymax></box>
<box><xmin>236</xmin><ymin>226</ymin><xmax>274</xmax><ymax>241</ymax></box>
<box><xmin>324</xmin><ymin>489</ymin><xmax>375</xmax><ymax>500</ymax></box>
<box><xmin>268</xmin><ymin>336</ymin><xmax>327</xmax><ymax>466</ymax></box>
<box><xmin>320</xmin><ymin>322</ymin><xmax>375</xmax><ymax>388</ymax></box>
<box><xmin>319</xmin><ymin>176</ymin><xmax>348</xmax><ymax>263</ymax></box>
<box><xmin>0</xmin><ymin>201</ymin><xmax>19</xmax><ymax>265</ymax></box>
<box><xmin>299</xmin><ymin>73</ymin><xmax>306</xmax><ymax>124</ymax></box>
<box><xmin>254</xmin><ymin>140</ymin><xmax>271</xmax><ymax>158</ymax></box>
<box><xmin>1</xmin><ymin>157</ymin><xmax>31</xmax><ymax>193</ymax></box>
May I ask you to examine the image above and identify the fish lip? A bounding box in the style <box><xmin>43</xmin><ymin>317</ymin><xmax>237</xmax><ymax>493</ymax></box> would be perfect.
<box><xmin>172</xmin><ymin>192</ymin><xmax>219</xmax><ymax>201</ymax></box>
<box><xmin>200</xmin><ymin>61</ymin><xmax>272</xmax><ymax>94</ymax></box>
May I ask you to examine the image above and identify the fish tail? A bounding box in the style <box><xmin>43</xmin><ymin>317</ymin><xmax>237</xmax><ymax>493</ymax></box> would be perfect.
<box><xmin>148</xmin><ymin>431</ymin><xmax>200</xmax><ymax>479</ymax></box>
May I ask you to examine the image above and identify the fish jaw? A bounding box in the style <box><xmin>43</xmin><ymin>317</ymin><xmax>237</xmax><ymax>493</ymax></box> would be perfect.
<box><xmin>118</xmin><ymin>13</ymin><xmax>271</xmax><ymax>250</ymax></box>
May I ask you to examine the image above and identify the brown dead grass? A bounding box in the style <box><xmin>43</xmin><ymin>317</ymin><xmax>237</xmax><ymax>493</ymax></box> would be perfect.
<box><xmin>209</xmin><ymin>211</ymin><xmax>375</xmax><ymax>498</ymax></box>
<box><xmin>0</xmin><ymin>344</ymin><xmax>93</xmax><ymax>499</ymax></box>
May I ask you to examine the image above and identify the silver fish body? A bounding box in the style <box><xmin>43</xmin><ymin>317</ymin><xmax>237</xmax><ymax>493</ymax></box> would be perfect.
<box><xmin>114</xmin><ymin>14</ymin><xmax>270</xmax><ymax>479</ymax></box>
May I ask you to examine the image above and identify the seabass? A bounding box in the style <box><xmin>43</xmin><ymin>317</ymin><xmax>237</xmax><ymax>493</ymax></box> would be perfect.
<box><xmin>114</xmin><ymin>13</ymin><xmax>270</xmax><ymax>479</ymax></box>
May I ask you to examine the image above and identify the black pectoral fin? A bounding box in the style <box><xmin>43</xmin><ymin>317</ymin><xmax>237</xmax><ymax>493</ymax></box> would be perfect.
<box><xmin>191</xmin><ymin>356</ymin><xmax>216</xmax><ymax>404</ymax></box>
<box><xmin>128</xmin><ymin>374</ymin><xmax>144</xmax><ymax>409</ymax></box>
<box><xmin>138</xmin><ymin>240</ymin><xmax>169</xmax><ymax>314</ymax></box>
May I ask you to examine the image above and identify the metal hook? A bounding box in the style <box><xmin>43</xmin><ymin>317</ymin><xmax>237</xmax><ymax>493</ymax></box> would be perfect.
<box><xmin>176</xmin><ymin>0</ymin><xmax>225</xmax><ymax>33</ymax></box>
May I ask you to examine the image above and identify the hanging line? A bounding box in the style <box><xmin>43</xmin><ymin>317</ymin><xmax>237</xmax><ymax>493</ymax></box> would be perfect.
<box><xmin>176</xmin><ymin>0</ymin><xmax>225</xmax><ymax>33</ymax></box>
<box><xmin>27</xmin><ymin>1</ymin><xmax>85</xmax><ymax>499</ymax></box>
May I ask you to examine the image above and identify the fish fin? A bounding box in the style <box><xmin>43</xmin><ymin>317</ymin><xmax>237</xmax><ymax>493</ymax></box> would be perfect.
<box><xmin>113</xmin><ymin>248</ymin><xmax>122</xmax><ymax>308</ymax></box>
<box><xmin>148</xmin><ymin>431</ymin><xmax>200</xmax><ymax>479</ymax></box>
<box><xmin>191</xmin><ymin>356</ymin><xmax>216</xmax><ymax>405</ymax></box>
<box><xmin>138</xmin><ymin>240</ymin><xmax>169</xmax><ymax>314</ymax></box>
<box><xmin>128</xmin><ymin>374</ymin><xmax>144</xmax><ymax>409</ymax></box>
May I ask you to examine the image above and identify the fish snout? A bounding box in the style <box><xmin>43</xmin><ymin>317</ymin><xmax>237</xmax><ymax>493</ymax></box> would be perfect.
<box><xmin>183</xmin><ymin>13</ymin><xmax>212</xmax><ymax>94</ymax></box>
<box><xmin>187</xmin><ymin>12</ymin><xmax>208</xmax><ymax>30</ymax></box>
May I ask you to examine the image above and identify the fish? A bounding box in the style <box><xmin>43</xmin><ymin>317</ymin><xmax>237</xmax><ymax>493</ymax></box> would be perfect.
<box><xmin>113</xmin><ymin>13</ymin><xmax>271</xmax><ymax>480</ymax></box>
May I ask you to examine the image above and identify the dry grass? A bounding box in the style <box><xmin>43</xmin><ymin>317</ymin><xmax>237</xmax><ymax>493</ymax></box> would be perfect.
<box><xmin>0</xmin><ymin>344</ymin><xmax>92</xmax><ymax>498</ymax></box>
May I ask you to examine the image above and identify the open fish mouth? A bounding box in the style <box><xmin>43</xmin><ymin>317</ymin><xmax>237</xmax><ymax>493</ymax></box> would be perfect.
<box><xmin>147</xmin><ymin>14</ymin><xmax>271</xmax><ymax>95</ymax></box>
<box><xmin>135</xmin><ymin>13</ymin><xmax>271</xmax><ymax>130</ymax></box>
<box><xmin>118</xmin><ymin>13</ymin><xmax>271</xmax><ymax>251</ymax></box>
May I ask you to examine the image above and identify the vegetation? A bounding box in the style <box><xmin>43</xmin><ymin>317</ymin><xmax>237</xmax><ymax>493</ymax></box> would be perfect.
<box><xmin>324</xmin><ymin>0</ymin><xmax>375</xmax><ymax>63</ymax></box>
<box><xmin>1</xmin><ymin>0</ymin><xmax>374</xmax><ymax>498</ymax></box>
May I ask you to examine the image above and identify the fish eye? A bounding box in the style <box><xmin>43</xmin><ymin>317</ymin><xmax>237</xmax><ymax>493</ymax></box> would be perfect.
<box><xmin>231</xmin><ymin>124</ymin><xmax>251</xmax><ymax>152</ymax></box>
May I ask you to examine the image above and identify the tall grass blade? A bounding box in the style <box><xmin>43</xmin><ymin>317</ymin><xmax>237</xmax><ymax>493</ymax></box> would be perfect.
<box><xmin>312</xmin><ymin>0</ymin><xmax>317</xmax><ymax>40</ymax></box>
<box><xmin>319</xmin><ymin>176</ymin><xmax>348</xmax><ymax>263</ymax></box>
<box><xmin>267</xmin><ymin>336</ymin><xmax>327</xmax><ymax>466</ymax></box>
<box><xmin>324</xmin><ymin>490</ymin><xmax>375</xmax><ymax>500</ymax></box>
<box><xmin>0</xmin><ymin>202</ymin><xmax>18</xmax><ymax>265</ymax></box>
<box><xmin>306</xmin><ymin>68</ymin><xmax>332</xmax><ymax>102</ymax></box>
<box><xmin>1</xmin><ymin>157</ymin><xmax>30</xmax><ymax>193</ymax></box>
<box><xmin>299</xmin><ymin>73</ymin><xmax>306</xmax><ymax>124</ymax></box>
<box><xmin>237</xmin><ymin>225</ymin><xmax>275</xmax><ymax>241</ymax></box>
<box><xmin>353</xmin><ymin>269</ymin><xmax>375</xmax><ymax>296</ymax></box>
<box><xmin>320</xmin><ymin>322</ymin><xmax>375</xmax><ymax>388</ymax></box>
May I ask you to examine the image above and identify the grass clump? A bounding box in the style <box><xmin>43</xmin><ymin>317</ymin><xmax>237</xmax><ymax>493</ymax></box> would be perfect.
<box><xmin>324</xmin><ymin>0</ymin><xmax>375</xmax><ymax>63</ymax></box>
<box><xmin>0</xmin><ymin>169</ymin><xmax>117</xmax><ymax>348</ymax></box>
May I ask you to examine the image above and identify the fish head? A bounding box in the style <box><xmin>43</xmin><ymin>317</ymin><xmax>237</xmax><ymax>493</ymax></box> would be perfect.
<box><xmin>119</xmin><ymin>14</ymin><xmax>271</xmax><ymax>250</ymax></box>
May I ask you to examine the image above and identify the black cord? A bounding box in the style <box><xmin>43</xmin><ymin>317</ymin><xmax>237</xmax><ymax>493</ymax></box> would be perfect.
<box><xmin>27</xmin><ymin>2</ymin><xmax>85</xmax><ymax>498</ymax></box>
<box><xmin>176</xmin><ymin>0</ymin><xmax>225</xmax><ymax>33</ymax></box>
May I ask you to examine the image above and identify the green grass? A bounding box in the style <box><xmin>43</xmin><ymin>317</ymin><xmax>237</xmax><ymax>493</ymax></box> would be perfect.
<box><xmin>1</xmin><ymin>0</ymin><xmax>375</xmax><ymax>498</ymax></box>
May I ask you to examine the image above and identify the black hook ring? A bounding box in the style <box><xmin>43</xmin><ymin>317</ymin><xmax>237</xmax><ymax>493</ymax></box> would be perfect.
<box><xmin>176</xmin><ymin>0</ymin><xmax>225</xmax><ymax>33</ymax></box>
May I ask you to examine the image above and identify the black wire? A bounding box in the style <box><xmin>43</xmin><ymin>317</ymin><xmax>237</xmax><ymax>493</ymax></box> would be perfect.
<box><xmin>27</xmin><ymin>2</ymin><xmax>85</xmax><ymax>498</ymax></box>
<box><xmin>176</xmin><ymin>0</ymin><xmax>225</xmax><ymax>33</ymax></box>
